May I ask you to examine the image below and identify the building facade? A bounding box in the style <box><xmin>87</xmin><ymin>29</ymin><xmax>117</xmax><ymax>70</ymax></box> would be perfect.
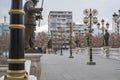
<box><xmin>0</xmin><ymin>23</ymin><xmax>9</xmax><ymax>53</ymax></box>
<box><xmin>0</xmin><ymin>23</ymin><xmax>9</xmax><ymax>34</ymax></box>
<box><xmin>74</xmin><ymin>24</ymin><xmax>88</xmax><ymax>35</ymax></box>
<box><xmin>48</xmin><ymin>11</ymin><xmax>73</xmax><ymax>50</ymax></box>
<box><xmin>48</xmin><ymin>11</ymin><xmax>73</xmax><ymax>33</ymax></box>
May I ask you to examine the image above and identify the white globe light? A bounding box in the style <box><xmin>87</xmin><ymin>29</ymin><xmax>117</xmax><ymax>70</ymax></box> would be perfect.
<box><xmin>93</xmin><ymin>17</ymin><xmax>98</xmax><ymax>24</ymax></box>
<box><xmin>116</xmin><ymin>17</ymin><xmax>120</xmax><ymax>23</ymax></box>
<box><xmin>92</xmin><ymin>9</ymin><xmax>98</xmax><ymax>16</ymax></box>
<box><xmin>83</xmin><ymin>9</ymin><xmax>89</xmax><ymax>16</ymax></box>
<box><xmin>83</xmin><ymin>17</ymin><xmax>89</xmax><ymax>24</ymax></box>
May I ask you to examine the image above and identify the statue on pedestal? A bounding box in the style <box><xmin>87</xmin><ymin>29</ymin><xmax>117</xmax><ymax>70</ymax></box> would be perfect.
<box><xmin>24</xmin><ymin>0</ymin><xmax>43</xmax><ymax>50</ymax></box>
<box><xmin>104</xmin><ymin>30</ymin><xmax>110</xmax><ymax>46</ymax></box>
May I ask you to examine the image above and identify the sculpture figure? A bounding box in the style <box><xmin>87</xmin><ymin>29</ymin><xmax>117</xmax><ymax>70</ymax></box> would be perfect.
<box><xmin>24</xmin><ymin>0</ymin><xmax>43</xmax><ymax>50</ymax></box>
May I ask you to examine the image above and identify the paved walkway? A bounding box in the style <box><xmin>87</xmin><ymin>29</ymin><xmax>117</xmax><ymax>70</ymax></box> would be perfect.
<box><xmin>40</xmin><ymin>51</ymin><xmax>120</xmax><ymax>80</ymax></box>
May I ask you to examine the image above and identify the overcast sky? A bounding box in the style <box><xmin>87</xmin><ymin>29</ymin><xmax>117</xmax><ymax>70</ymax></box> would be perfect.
<box><xmin>0</xmin><ymin>0</ymin><xmax>120</xmax><ymax>32</ymax></box>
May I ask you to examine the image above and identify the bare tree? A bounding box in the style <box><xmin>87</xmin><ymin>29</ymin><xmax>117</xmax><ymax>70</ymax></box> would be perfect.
<box><xmin>35</xmin><ymin>32</ymin><xmax>49</xmax><ymax>53</ymax></box>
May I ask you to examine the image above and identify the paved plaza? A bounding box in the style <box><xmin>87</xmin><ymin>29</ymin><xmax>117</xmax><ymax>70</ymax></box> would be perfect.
<box><xmin>40</xmin><ymin>50</ymin><xmax>120</xmax><ymax>80</ymax></box>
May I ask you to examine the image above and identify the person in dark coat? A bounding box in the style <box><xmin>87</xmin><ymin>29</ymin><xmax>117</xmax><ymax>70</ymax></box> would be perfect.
<box><xmin>104</xmin><ymin>30</ymin><xmax>110</xmax><ymax>46</ymax></box>
<box><xmin>48</xmin><ymin>39</ymin><xmax>52</xmax><ymax>49</ymax></box>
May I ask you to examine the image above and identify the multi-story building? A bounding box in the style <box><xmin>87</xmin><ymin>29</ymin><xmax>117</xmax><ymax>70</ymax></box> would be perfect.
<box><xmin>0</xmin><ymin>23</ymin><xmax>9</xmax><ymax>35</ymax></box>
<box><xmin>48</xmin><ymin>11</ymin><xmax>73</xmax><ymax>50</ymax></box>
<box><xmin>74</xmin><ymin>24</ymin><xmax>88</xmax><ymax>35</ymax></box>
<box><xmin>48</xmin><ymin>11</ymin><xmax>72</xmax><ymax>33</ymax></box>
<box><xmin>0</xmin><ymin>23</ymin><xmax>9</xmax><ymax>53</ymax></box>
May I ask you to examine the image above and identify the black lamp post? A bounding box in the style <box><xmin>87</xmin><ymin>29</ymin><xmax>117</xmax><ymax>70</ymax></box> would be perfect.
<box><xmin>75</xmin><ymin>32</ymin><xmax>78</xmax><ymax>47</ymax></box>
<box><xmin>78</xmin><ymin>30</ymin><xmax>80</xmax><ymax>47</ymax></box>
<box><xmin>97</xmin><ymin>19</ymin><xmax>109</xmax><ymax>46</ymax></box>
<box><xmin>50</xmin><ymin>31</ymin><xmax>53</xmax><ymax>54</ymax></box>
<box><xmin>4</xmin><ymin>0</ymin><xmax>28</xmax><ymax>80</ymax></box>
<box><xmin>83</xmin><ymin>9</ymin><xmax>98</xmax><ymax>65</ymax></box>
<box><xmin>101</xmin><ymin>19</ymin><xmax>105</xmax><ymax>46</ymax></box>
<box><xmin>53</xmin><ymin>30</ymin><xmax>57</xmax><ymax>54</ymax></box>
<box><xmin>85</xmin><ymin>28</ymin><xmax>89</xmax><ymax>47</ymax></box>
<box><xmin>60</xmin><ymin>28</ymin><xmax>63</xmax><ymax>56</ymax></box>
<box><xmin>69</xmin><ymin>22</ymin><xmax>74</xmax><ymax>58</ymax></box>
<box><xmin>66</xmin><ymin>22</ymin><xmax>74</xmax><ymax>58</ymax></box>
<box><xmin>54</xmin><ymin>31</ymin><xmax>57</xmax><ymax>54</ymax></box>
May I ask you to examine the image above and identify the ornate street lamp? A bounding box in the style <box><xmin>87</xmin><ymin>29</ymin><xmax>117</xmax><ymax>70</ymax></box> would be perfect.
<box><xmin>50</xmin><ymin>31</ymin><xmax>53</xmax><ymax>54</ymax></box>
<box><xmin>113</xmin><ymin>9</ymin><xmax>120</xmax><ymax>47</ymax></box>
<box><xmin>113</xmin><ymin>9</ymin><xmax>120</xmax><ymax>35</ymax></box>
<box><xmin>83</xmin><ymin>9</ymin><xmax>98</xmax><ymax>65</ymax></box>
<box><xmin>57</xmin><ymin>27</ymin><xmax>63</xmax><ymax>55</ymax></box>
<box><xmin>97</xmin><ymin>19</ymin><xmax>109</xmax><ymax>46</ymax></box>
<box><xmin>66</xmin><ymin>22</ymin><xmax>75</xmax><ymax>58</ymax></box>
<box><xmin>75</xmin><ymin>32</ymin><xmax>79</xmax><ymax>47</ymax></box>
<box><xmin>59</xmin><ymin>27</ymin><xmax>64</xmax><ymax>56</ymax></box>
<box><xmin>78</xmin><ymin>30</ymin><xmax>81</xmax><ymax>47</ymax></box>
<box><xmin>54</xmin><ymin>31</ymin><xmax>57</xmax><ymax>54</ymax></box>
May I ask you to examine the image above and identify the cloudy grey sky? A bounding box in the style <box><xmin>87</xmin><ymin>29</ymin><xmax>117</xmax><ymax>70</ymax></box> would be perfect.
<box><xmin>0</xmin><ymin>0</ymin><xmax>120</xmax><ymax>32</ymax></box>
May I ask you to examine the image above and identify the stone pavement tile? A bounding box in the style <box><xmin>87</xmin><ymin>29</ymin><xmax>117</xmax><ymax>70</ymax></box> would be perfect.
<box><xmin>40</xmin><ymin>53</ymin><xmax>120</xmax><ymax>80</ymax></box>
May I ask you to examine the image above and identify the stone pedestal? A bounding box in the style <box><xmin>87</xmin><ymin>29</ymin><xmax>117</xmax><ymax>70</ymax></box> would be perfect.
<box><xmin>25</xmin><ymin>54</ymin><xmax>42</xmax><ymax>80</ymax></box>
<box><xmin>0</xmin><ymin>60</ymin><xmax>39</xmax><ymax>80</ymax></box>
<box><xmin>85</xmin><ymin>47</ymin><xmax>90</xmax><ymax>55</ymax></box>
<box><xmin>101</xmin><ymin>46</ymin><xmax>110</xmax><ymax>58</ymax></box>
<box><xmin>0</xmin><ymin>75</ymin><xmax>37</xmax><ymax>80</ymax></box>
<box><xmin>25</xmin><ymin>49</ymin><xmax>41</xmax><ymax>53</ymax></box>
<box><xmin>0</xmin><ymin>54</ymin><xmax>42</xmax><ymax>80</ymax></box>
<box><xmin>75</xmin><ymin>48</ymin><xmax>80</xmax><ymax>54</ymax></box>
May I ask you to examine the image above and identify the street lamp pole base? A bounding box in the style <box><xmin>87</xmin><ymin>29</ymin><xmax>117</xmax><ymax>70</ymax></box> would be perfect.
<box><xmin>69</xmin><ymin>56</ymin><xmax>74</xmax><ymax>58</ymax></box>
<box><xmin>87</xmin><ymin>61</ymin><xmax>96</xmax><ymax>65</ymax></box>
